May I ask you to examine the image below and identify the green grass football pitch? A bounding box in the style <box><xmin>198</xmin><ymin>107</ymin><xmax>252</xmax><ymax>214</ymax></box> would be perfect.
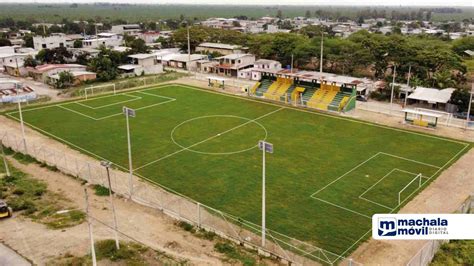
<box><xmin>6</xmin><ymin>84</ymin><xmax>470</xmax><ymax>262</ymax></box>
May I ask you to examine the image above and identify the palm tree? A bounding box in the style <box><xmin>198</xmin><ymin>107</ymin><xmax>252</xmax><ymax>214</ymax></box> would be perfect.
<box><xmin>433</xmin><ymin>71</ymin><xmax>456</xmax><ymax>89</ymax></box>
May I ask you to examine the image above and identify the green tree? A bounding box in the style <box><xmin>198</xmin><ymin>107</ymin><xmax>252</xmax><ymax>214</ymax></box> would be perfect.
<box><xmin>0</xmin><ymin>38</ymin><xmax>11</xmax><ymax>46</ymax></box>
<box><xmin>451</xmin><ymin>37</ymin><xmax>474</xmax><ymax>56</ymax></box>
<box><xmin>35</xmin><ymin>47</ymin><xmax>73</xmax><ymax>64</ymax></box>
<box><xmin>450</xmin><ymin>89</ymin><xmax>472</xmax><ymax>113</ymax></box>
<box><xmin>23</xmin><ymin>34</ymin><xmax>34</xmax><ymax>48</ymax></box>
<box><xmin>23</xmin><ymin>55</ymin><xmax>38</xmax><ymax>67</ymax></box>
<box><xmin>55</xmin><ymin>71</ymin><xmax>75</xmax><ymax>89</ymax></box>
<box><xmin>73</xmin><ymin>39</ymin><xmax>83</xmax><ymax>48</ymax></box>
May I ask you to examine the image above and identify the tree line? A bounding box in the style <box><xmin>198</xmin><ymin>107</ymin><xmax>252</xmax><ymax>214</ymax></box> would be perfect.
<box><xmin>171</xmin><ymin>26</ymin><xmax>473</xmax><ymax>90</ymax></box>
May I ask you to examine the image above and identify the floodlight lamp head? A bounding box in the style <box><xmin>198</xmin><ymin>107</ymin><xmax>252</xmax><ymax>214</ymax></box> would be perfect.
<box><xmin>100</xmin><ymin>160</ymin><xmax>112</xmax><ymax>168</ymax></box>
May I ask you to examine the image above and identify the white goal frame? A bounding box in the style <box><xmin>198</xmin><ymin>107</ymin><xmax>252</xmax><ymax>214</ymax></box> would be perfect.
<box><xmin>398</xmin><ymin>173</ymin><xmax>423</xmax><ymax>205</ymax></box>
<box><xmin>84</xmin><ymin>84</ymin><xmax>116</xmax><ymax>99</ymax></box>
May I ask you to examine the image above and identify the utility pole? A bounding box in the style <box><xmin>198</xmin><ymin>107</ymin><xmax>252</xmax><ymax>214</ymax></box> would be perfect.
<box><xmin>390</xmin><ymin>65</ymin><xmax>397</xmax><ymax>115</ymax></box>
<box><xmin>123</xmin><ymin>107</ymin><xmax>135</xmax><ymax>198</ymax></box>
<box><xmin>405</xmin><ymin>64</ymin><xmax>411</xmax><ymax>107</ymax></box>
<box><xmin>258</xmin><ymin>140</ymin><xmax>273</xmax><ymax>247</ymax></box>
<box><xmin>320</xmin><ymin>32</ymin><xmax>324</xmax><ymax>74</ymax></box>
<box><xmin>187</xmin><ymin>25</ymin><xmax>191</xmax><ymax>73</ymax></box>
<box><xmin>101</xmin><ymin>161</ymin><xmax>120</xmax><ymax>250</ymax></box>
<box><xmin>84</xmin><ymin>188</ymin><xmax>97</xmax><ymax>266</ymax></box>
<box><xmin>1</xmin><ymin>138</ymin><xmax>11</xmax><ymax>177</ymax></box>
<box><xmin>17</xmin><ymin>100</ymin><xmax>27</xmax><ymax>154</ymax></box>
<box><xmin>290</xmin><ymin>54</ymin><xmax>294</xmax><ymax>74</ymax></box>
<box><xmin>467</xmin><ymin>83</ymin><xmax>473</xmax><ymax>129</ymax></box>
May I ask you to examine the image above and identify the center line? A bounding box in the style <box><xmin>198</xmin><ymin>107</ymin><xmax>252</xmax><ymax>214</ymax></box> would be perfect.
<box><xmin>135</xmin><ymin>107</ymin><xmax>285</xmax><ymax>171</ymax></box>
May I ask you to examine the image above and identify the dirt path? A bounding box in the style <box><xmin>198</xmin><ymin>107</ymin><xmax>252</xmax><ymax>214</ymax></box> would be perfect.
<box><xmin>351</xmin><ymin>148</ymin><xmax>474</xmax><ymax>265</ymax></box>
<box><xmin>0</xmin><ymin>159</ymin><xmax>224</xmax><ymax>265</ymax></box>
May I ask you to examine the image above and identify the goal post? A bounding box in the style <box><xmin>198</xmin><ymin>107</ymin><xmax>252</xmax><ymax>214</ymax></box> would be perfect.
<box><xmin>83</xmin><ymin>84</ymin><xmax>117</xmax><ymax>99</ymax></box>
<box><xmin>398</xmin><ymin>173</ymin><xmax>423</xmax><ymax>205</ymax></box>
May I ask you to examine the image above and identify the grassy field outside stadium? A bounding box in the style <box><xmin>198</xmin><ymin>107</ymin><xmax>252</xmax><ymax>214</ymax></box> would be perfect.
<box><xmin>4</xmin><ymin>84</ymin><xmax>471</xmax><ymax>261</ymax></box>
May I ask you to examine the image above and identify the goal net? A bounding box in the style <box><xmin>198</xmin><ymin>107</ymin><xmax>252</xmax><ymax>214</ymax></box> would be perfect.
<box><xmin>82</xmin><ymin>84</ymin><xmax>116</xmax><ymax>99</ymax></box>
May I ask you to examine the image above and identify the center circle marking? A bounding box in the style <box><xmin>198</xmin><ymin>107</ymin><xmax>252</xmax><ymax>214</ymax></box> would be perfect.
<box><xmin>170</xmin><ymin>115</ymin><xmax>268</xmax><ymax>155</ymax></box>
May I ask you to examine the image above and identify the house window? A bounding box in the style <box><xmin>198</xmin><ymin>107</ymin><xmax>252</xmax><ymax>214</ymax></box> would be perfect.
<box><xmin>59</xmin><ymin>43</ymin><xmax>64</xmax><ymax>47</ymax></box>
<box><xmin>42</xmin><ymin>44</ymin><xmax>47</xmax><ymax>49</ymax></box>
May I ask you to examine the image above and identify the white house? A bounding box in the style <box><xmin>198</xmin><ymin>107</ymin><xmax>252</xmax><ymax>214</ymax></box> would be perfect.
<box><xmin>118</xmin><ymin>53</ymin><xmax>163</xmax><ymax>76</ymax></box>
<box><xmin>33</xmin><ymin>34</ymin><xmax>69</xmax><ymax>50</ymax></box>
<box><xmin>82</xmin><ymin>33</ymin><xmax>123</xmax><ymax>49</ymax></box>
<box><xmin>238</xmin><ymin>59</ymin><xmax>283</xmax><ymax>80</ymax></box>
<box><xmin>111</xmin><ymin>24</ymin><xmax>142</xmax><ymax>36</ymax></box>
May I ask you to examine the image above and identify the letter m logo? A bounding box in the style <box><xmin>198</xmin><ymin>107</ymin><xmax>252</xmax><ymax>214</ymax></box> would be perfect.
<box><xmin>378</xmin><ymin>218</ymin><xmax>397</xmax><ymax>237</ymax></box>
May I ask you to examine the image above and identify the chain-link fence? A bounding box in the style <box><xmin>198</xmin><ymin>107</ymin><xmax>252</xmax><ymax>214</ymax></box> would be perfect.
<box><xmin>0</xmin><ymin>130</ymin><xmax>361</xmax><ymax>265</ymax></box>
<box><xmin>356</xmin><ymin>100</ymin><xmax>473</xmax><ymax>130</ymax></box>
<box><xmin>406</xmin><ymin>194</ymin><xmax>473</xmax><ymax>266</ymax></box>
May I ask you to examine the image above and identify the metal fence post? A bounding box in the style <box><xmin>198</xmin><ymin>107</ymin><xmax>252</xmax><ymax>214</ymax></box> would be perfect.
<box><xmin>197</xmin><ymin>202</ymin><xmax>201</xmax><ymax>228</ymax></box>
<box><xmin>75</xmin><ymin>158</ymin><xmax>80</xmax><ymax>177</ymax></box>
<box><xmin>87</xmin><ymin>162</ymin><xmax>92</xmax><ymax>183</ymax></box>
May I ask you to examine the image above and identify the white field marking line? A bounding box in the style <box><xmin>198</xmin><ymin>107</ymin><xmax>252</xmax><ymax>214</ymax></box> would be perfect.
<box><xmin>4</xmin><ymin>81</ymin><xmax>470</xmax><ymax>149</ymax></box>
<box><xmin>135</xmin><ymin>91</ymin><xmax>176</xmax><ymax>100</ymax></box>
<box><xmin>358</xmin><ymin>168</ymin><xmax>428</xmax><ymax>211</ymax></box>
<box><xmin>330</xmin><ymin>143</ymin><xmax>470</xmax><ymax>262</ymax></box>
<box><xmin>332</xmin><ymin>229</ymin><xmax>372</xmax><ymax>264</ymax></box>
<box><xmin>58</xmin><ymin>96</ymin><xmax>176</xmax><ymax>121</ymax></box>
<box><xmin>6</xmin><ymin>112</ymin><xmax>469</xmax><ymax>265</ymax></box>
<box><xmin>58</xmin><ymin>105</ymin><xmax>99</xmax><ymax>120</ymax></box>
<box><xmin>310</xmin><ymin>152</ymin><xmax>382</xmax><ymax>197</ymax></box>
<box><xmin>170</xmin><ymin>115</ymin><xmax>268</xmax><ymax>155</ymax></box>
<box><xmin>379</xmin><ymin>152</ymin><xmax>442</xmax><ymax>169</ymax></box>
<box><xmin>4</xmin><ymin>84</ymin><xmax>471</xmax><ymax>259</ymax></box>
<box><xmin>75</xmin><ymin>94</ymin><xmax>142</xmax><ymax>110</ymax></box>
<box><xmin>171</xmin><ymin>83</ymin><xmax>468</xmax><ymax>146</ymax></box>
<box><xmin>359</xmin><ymin>168</ymin><xmax>425</xmax><ymax>199</ymax></box>
<box><xmin>4</xmin><ymin>83</ymin><xmax>176</xmax><ymax>115</ymax></box>
<box><xmin>358</xmin><ymin>196</ymin><xmax>393</xmax><ymax>211</ymax></box>
<box><xmin>312</xmin><ymin>197</ymin><xmax>371</xmax><ymax>219</ymax></box>
<box><xmin>134</xmin><ymin>107</ymin><xmax>285</xmax><ymax>171</ymax></box>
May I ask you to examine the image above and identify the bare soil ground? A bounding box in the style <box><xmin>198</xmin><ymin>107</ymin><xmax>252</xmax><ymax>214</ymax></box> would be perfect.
<box><xmin>351</xmin><ymin>148</ymin><xmax>474</xmax><ymax>265</ymax></box>
<box><xmin>0</xmin><ymin>158</ymin><xmax>224</xmax><ymax>265</ymax></box>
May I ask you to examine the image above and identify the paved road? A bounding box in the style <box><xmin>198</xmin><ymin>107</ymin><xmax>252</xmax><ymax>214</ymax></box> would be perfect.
<box><xmin>0</xmin><ymin>243</ymin><xmax>30</xmax><ymax>266</ymax></box>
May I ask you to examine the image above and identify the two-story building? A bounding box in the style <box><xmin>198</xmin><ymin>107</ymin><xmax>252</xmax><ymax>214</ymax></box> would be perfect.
<box><xmin>196</xmin><ymin>42</ymin><xmax>248</xmax><ymax>56</ymax></box>
<box><xmin>82</xmin><ymin>33</ymin><xmax>123</xmax><ymax>49</ymax></box>
<box><xmin>118</xmin><ymin>54</ymin><xmax>163</xmax><ymax>76</ymax></box>
<box><xmin>33</xmin><ymin>33</ymin><xmax>69</xmax><ymax>50</ymax></box>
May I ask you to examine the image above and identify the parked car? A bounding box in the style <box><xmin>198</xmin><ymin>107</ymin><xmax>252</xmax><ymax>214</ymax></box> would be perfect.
<box><xmin>356</xmin><ymin>95</ymin><xmax>368</xmax><ymax>102</ymax></box>
<box><xmin>0</xmin><ymin>200</ymin><xmax>12</xmax><ymax>219</ymax></box>
<box><xmin>453</xmin><ymin>112</ymin><xmax>474</xmax><ymax>120</ymax></box>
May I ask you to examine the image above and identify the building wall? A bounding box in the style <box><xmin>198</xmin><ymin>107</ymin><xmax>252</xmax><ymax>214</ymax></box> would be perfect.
<box><xmin>196</xmin><ymin>46</ymin><xmax>241</xmax><ymax>56</ymax></box>
<box><xmin>33</xmin><ymin>35</ymin><xmax>68</xmax><ymax>50</ymax></box>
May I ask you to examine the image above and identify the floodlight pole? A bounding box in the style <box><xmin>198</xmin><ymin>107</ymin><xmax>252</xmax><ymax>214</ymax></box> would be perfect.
<box><xmin>102</xmin><ymin>161</ymin><xmax>120</xmax><ymax>250</ymax></box>
<box><xmin>187</xmin><ymin>25</ymin><xmax>191</xmax><ymax>74</ymax></box>
<box><xmin>258</xmin><ymin>140</ymin><xmax>272</xmax><ymax>248</ymax></box>
<box><xmin>261</xmin><ymin>143</ymin><xmax>266</xmax><ymax>247</ymax></box>
<box><xmin>319</xmin><ymin>32</ymin><xmax>324</xmax><ymax>74</ymax></box>
<box><xmin>291</xmin><ymin>54</ymin><xmax>294</xmax><ymax>74</ymax></box>
<box><xmin>390</xmin><ymin>64</ymin><xmax>397</xmax><ymax>115</ymax></box>
<box><xmin>125</xmin><ymin>111</ymin><xmax>134</xmax><ymax>198</ymax></box>
<box><xmin>1</xmin><ymin>139</ymin><xmax>11</xmax><ymax>177</ymax></box>
<box><xmin>84</xmin><ymin>188</ymin><xmax>97</xmax><ymax>266</ymax></box>
<box><xmin>405</xmin><ymin>64</ymin><xmax>411</xmax><ymax>107</ymax></box>
<box><xmin>466</xmin><ymin>84</ymin><xmax>473</xmax><ymax>129</ymax></box>
<box><xmin>17</xmin><ymin>100</ymin><xmax>27</xmax><ymax>154</ymax></box>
